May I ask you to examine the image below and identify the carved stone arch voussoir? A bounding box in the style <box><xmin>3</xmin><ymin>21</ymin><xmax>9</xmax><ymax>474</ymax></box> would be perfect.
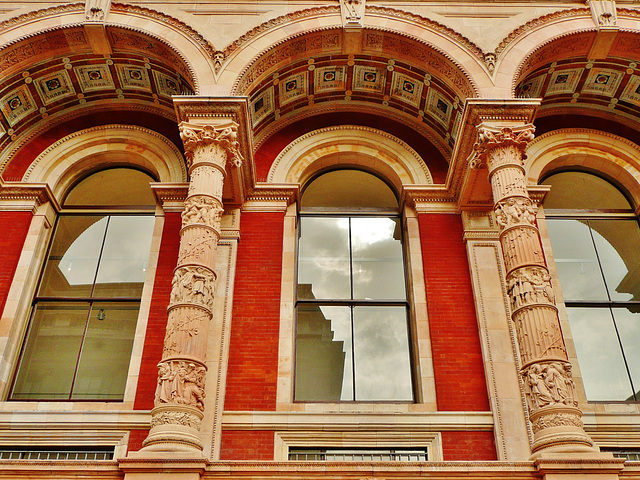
<box><xmin>268</xmin><ymin>125</ymin><xmax>432</xmax><ymax>193</ymax></box>
<box><xmin>526</xmin><ymin>128</ymin><xmax>640</xmax><ymax>209</ymax></box>
<box><xmin>24</xmin><ymin>124</ymin><xmax>187</xmax><ymax>202</ymax></box>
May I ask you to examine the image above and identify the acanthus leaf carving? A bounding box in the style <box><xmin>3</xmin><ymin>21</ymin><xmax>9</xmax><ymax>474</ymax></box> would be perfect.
<box><xmin>179</xmin><ymin>123</ymin><xmax>243</xmax><ymax>169</ymax></box>
<box><xmin>531</xmin><ymin>411</ymin><xmax>584</xmax><ymax>433</ymax></box>
<box><xmin>522</xmin><ymin>361</ymin><xmax>578</xmax><ymax>412</ymax></box>
<box><xmin>149</xmin><ymin>410</ymin><xmax>202</xmax><ymax>430</ymax></box>
<box><xmin>472</xmin><ymin>124</ymin><xmax>535</xmax><ymax>169</ymax></box>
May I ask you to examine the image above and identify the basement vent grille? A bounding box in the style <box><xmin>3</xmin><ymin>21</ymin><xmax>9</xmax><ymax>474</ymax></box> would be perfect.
<box><xmin>288</xmin><ymin>448</ymin><xmax>428</xmax><ymax>461</ymax></box>
<box><xmin>0</xmin><ymin>447</ymin><xmax>114</xmax><ymax>460</ymax></box>
<box><xmin>601</xmin><ymin>448</ymin><xmax>640</xmax><ymax>461</ymax></box>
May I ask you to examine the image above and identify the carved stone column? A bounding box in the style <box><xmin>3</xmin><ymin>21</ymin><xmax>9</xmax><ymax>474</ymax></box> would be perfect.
<box><xmin>141</xmin><ymin>122</ymin><xmax>242</xmax><ymax>454</ymax></box>
<box><xmin>474</xmin><ymin>124</ymin><xmax>595</xmax><ymax>456</ymax></box>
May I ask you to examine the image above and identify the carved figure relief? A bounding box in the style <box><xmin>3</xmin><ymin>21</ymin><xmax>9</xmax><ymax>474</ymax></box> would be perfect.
<box><xmin>154</xmin><ymin>360</ymin><xmax>207</xmax><ymax>411</ymax></box>
<box><xmin>495</xmin><ymin>197</ymin><xmax>538</xmax><ymax>229</ymax></box>
<box><xmin>170</xmin><ymin>266</ymin><xmax>216</xmax><ymax>308</ymax></box>
<box><xmin>182</xmin><ymin>196</ymin><xmax>223</xmax><ymax>229</ymax></box>
<box><xmin>522</xmin><ymin>362</ymin><xmax>577</xmax><ymax>411</ymax></box>
<box><xmin>507</xmin><ymin>267</ymin><xmax>554</xmax><ymax>309</ymax></box>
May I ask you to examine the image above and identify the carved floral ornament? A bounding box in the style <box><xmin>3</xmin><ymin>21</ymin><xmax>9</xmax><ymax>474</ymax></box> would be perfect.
<box><xmin>471</xmin><ymin>124</ymin><xmax>535</xmax><ymax>169</ymax></box>
<box><xmin>179</xmin><ymin>123</ymin><xmax>244</xmax><ymax>169</ymax></box>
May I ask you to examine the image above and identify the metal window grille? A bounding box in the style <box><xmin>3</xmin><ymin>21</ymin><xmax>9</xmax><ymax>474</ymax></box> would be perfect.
<box><xmin>0</xmin><ymin>448</ymin><xmax>114</xmax><ymax>460</ymax></box>
<box><xmin>601</xmin><ymin>448</ymin><xmax>640</xmax><ymax>461</ymax></box>
<box><xmin>288</xmin><ymin>448</ymin><xmax>427</xmax><ymax>461</ymax></box>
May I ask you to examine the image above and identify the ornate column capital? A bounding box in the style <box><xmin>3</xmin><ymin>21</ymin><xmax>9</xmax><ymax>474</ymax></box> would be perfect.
<box><xmin>179</xmin><ymin>122</ymin><xmax>243</xmax><ymax>170</ymax></box>
<box><xmin>472</xmin><ymin>123</ymin><xmax>535</xmax><ymax>170</ymax></box>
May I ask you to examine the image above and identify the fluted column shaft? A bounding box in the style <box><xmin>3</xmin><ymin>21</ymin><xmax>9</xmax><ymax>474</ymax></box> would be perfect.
<box><xmin>474</xmin><ymin>124</ymin><xmax>595</xmax><ymax>456</ymax></box>
<box><xmin>142</xmin><ymin>122</ymin><xmax>242</xmax><ymax>453</ymax></box>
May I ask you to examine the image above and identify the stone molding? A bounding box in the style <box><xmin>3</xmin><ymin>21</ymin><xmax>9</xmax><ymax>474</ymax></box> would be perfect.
<box><xmin>0</xmin><ymin>180</ymin><xmax>57</xmax><ymax>212</ymax></box>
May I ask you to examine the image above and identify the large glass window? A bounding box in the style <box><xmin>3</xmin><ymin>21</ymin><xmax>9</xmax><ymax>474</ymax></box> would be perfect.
<box><xmin>543</xmin><ymin>171</ymin><xmax>640</xmax><ymax>401</ymax></box>
<box><xmin>295</xmin><ymin>170</ymin><xmax>413</xmax><ymax>402</ymax></box>
<box><xmin>10</xmin><ymin>168</ymin><xmax>156</xmax><ymax>401</ymax></box>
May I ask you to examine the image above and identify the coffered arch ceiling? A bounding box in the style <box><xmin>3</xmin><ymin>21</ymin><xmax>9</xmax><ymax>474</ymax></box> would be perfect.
<box><xmin>0</xmin><ymin>26</ymin><xmax>196</xmax><ymax>174</ymax></box>
<box><xmin>235</xmin><ymin>27</ymin><xmax>477</xmax><ymax>166</ymax></box>
<box><xmin>515</xmin><ymin>31</ymin><xmax>640</xmax><ymax>145</ymax></box>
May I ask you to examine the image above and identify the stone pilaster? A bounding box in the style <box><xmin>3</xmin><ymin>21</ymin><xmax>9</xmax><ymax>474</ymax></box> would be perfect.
<box><xmin>473</xmin><ymin>123</ymin><xmax>595</xmax><ymax>457</ymax></box>
<box><xmin>140</xmin><ymin>122</ymin><xmax>242</xmax><ymax>455</ymax></box>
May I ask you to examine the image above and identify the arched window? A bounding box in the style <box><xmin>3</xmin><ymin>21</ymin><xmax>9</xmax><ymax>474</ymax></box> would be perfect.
<box><xmin>543</xmin><ymin>171</ymin><xmax>640</xmax><ymax>401</ymax></box>
<box><xmin>10</xmin><ymin>168</ymin><xmax>157</xmax><ymax>401</ymax></box>
<box><xmin>295</xmin><ymin>170</ymin><xmax>413</xmax><ymax>401</ymax></box>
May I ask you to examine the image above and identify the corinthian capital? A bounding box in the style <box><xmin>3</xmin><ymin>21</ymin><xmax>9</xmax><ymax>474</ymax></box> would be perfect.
<box><xmin>472</xmin><ymin>123</ymin><xmax>535</xmax><ymax>169</ymax></box>
<box><xmin>179</xmin><ymin>122</ymin><xmax>244</xmax><ymax>169</ymax></box>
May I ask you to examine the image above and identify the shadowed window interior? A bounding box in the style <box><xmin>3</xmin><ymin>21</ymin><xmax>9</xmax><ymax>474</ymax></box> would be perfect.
<box><xmin>542</xmin><ymin>171</ymin><xmax>640</xmax><ymax>402</ymax></box>
<box><xmin>10</xmin><ymin>168</ymin><xmax>156</xmax><ymax>401</ymax></box>
<box><xmin>295</xmin><ymin>170</ymin><xmax>413</xmax><ymax>402</ymax></box>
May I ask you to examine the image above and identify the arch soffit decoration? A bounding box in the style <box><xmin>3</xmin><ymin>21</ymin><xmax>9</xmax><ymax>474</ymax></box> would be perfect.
<box><xmin>268</xmin><ymin>125</ymin><xmax>432</xmax><ymax>193</ymax></box>
<box><xmin>0</xmin><ymin>3</ymin><xmax>214</xmax><ymax>93</ymax></box>
<box><xmin>24</xmin><ymin>124</ymin><xmax>186</xmax><ymax>201</ymax></box>
<box><xmin>526</xmin><ymin>128</ymin><xmax>640</xmax><ymax>209</ymax></box>
<box><xmin>226</xmin><ymin>10</ymin><xmax>483</xmax><ymax>98</ymax></box>
<box><xmin>501</xmin><ymin>8</ymin><xmax>640</xmax><ymax>96</ymax></box>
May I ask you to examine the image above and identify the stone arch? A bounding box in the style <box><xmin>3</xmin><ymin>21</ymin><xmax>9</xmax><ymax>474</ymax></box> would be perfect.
<box><xmin>0</xmin><ymin>3</ymin><xmax>215</xmax><ymax>93</ymax></box>
<box><xmin>526</xmin><ymin>128</ymin><xmax>640</xmax><ymax>209</ymax></box>
<box><xmin>498</xmin><ymin>9</ymin><xmax>640</xmax><ymax>97</ymax></box>
<box><xmin>268</xmin><ymin>125</ymin><xmax>432</xmax><ymax>195</ymax></box>
<box><xmin>221</xmin><ymin>8</ymin><xmax>486</xmax><ymax>97</ymax></box>
<box><xmin>24</xmin><ymin>124</ymin><xmax>186</xmax><ymax>202</ymax></box>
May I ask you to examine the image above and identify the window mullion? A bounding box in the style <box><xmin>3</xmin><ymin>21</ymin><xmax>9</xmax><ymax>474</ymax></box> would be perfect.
<box><xmin>348</xmin><ymin>217</ymin><xmax>356</xmax><ymax>401</ymax></box>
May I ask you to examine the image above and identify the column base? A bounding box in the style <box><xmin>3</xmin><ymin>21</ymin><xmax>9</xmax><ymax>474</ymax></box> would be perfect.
<box><xmin>534</xmin><ymin>451</ymin><xmax>625</xmax><ymax>480</ymax></box>
<box><xmin>529</xmin><ymin>405</ymin><xmax>597</xmax><ymax>458</ymax></box>
<box><xmin>132</xmin><ymin>404</ymin><xmax>205</xmax><ymax>457</ymax></box>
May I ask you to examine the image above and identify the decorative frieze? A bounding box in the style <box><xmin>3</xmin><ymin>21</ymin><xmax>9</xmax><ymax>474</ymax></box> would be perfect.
<box><xmin>507</xmin><ymin>266</ymin><xmax>555</xmax><ymax>310</ymax></box>
<box><xmin>169</xmin><ymin>266</ymin><xmax>216</xmax><ymax>310</ymax></box>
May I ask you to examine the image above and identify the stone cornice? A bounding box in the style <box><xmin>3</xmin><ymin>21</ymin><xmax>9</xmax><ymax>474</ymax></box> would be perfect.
<box><xmin>0</xmin><ymin>179</ymin><xmax>58</xmax><ymax>212</ymax></box>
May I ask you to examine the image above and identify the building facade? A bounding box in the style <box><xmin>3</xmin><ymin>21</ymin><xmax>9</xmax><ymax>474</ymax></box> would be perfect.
<box><xmin>0</xmin><ymin>0</ymin><xmax>639</xmax><ymax>479</ymax></box>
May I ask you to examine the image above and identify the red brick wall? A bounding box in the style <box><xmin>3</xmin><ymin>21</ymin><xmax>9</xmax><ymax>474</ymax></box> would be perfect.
<box><xmin>132</xmin><ymin>212</ymin><xmax>181</xmax><ymax>411</ymax></box>
<box><xmin>224</xmin><ymin>212</ymin><xmax>284</xmax><ymax>411</ymax></box>
<box><xmin>418</xmin><ymin>213</ymin><xmax>490</xmax><ymax>411</ymax></box>
<box><xmin>0</xmin><ymin>212</ymin><xmax>32</xmax><ymax>318</ymax></box>
<box><xmin>127</xmin><ymin>429</ymin><xmax>150</xmax><ymax>454</ymax></box>
<box><xmin>441</xmin><ymin>431</ymin><xmax>497</xmax><ymax>460</ymax></box>
<box><xmin>220</xmin><ymin>430</ymin><xmax>275</xmax><ymax>460</ymax></box>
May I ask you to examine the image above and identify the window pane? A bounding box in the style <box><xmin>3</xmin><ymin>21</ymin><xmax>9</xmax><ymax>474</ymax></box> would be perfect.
<box><xmin>64</xmin><ymin>168</ymin><xmax>156</xmax><ymax>207</ymax></box>
<box><xmin>11</xmin><ymin>303</ymin><xmax>89</xmax><ymax>400</ymax></box>
<box><xmin>545</xmin><ymin>219</ymin><xmax>608</xmax><ymax>301</ymax></box>
<box><xmin>298</xmin><ymin>217</ymin><xmax>351</xmax><ymax>300</ymax></box>
<box><xmin>93</xmin><ymin>216</ymin><xmax>155</xmax><ymax>298</ymax></box>
<box><xmin>543</xmin><ymin>172</ymin><xmax>632</xmax><ymax>210</ymax></box>
<box><xmin>351</xmin><ymin>218</ymin><xmax>406</xmax><ymax>300</ymax></box>
<box><xmin>301</xmin><ymin>170</ymin><xmax>398</xmax><ymax>210</ymax></box>
<box><xmin>353</xmin><ymin>306</ymin><xmax>413</xmax><ymax>401</ymax></box>
<box><xmin>38</xmin><ymin>216</ymin><xmax>108</xmax><ymax>298</ymax></box>
<box><xmin>295</xmin><ymin>305</ymin><xmax>353</xmax><ymax>401</ymax></box>
<box><xmin>566</xmin><ymin>307</ymin><xmax>634</xmax><ymax>401</ymax></box>
<box><xmin>590</xmin><ymin>219</ymin><xmax>640</xmax><ymax>302</ymax></box>
<box><xmin>72</xmin><ymin>303</ymin><xmax>138</xmax><ymax>400</ymax></box>
<box><xmin>612</xmin><ymin>307</ymin><xmax>640</xmax><ymax>400</ymax></box>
